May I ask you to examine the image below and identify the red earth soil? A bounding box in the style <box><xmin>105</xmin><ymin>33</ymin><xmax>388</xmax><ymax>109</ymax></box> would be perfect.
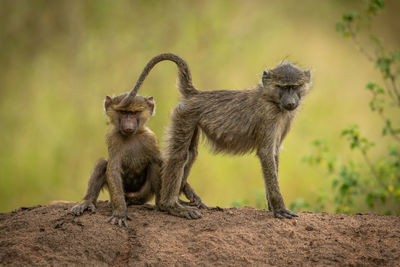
<box><xmin>1</xmin><ymin>201</ymin><xmax>399</xmax><ymax>266</ymax></box>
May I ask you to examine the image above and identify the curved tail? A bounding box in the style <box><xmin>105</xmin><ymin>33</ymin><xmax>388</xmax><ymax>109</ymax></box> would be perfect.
<box><xmin>118</xmin><ymin>53</ymin><xmax>197</xmax><ymax>108</ymax></box>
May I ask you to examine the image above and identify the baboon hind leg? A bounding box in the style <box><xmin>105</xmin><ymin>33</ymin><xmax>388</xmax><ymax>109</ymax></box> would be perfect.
<box><xmin>180</xmin><ymin>183</ymin><xmax>209</xmax><ymax>209</ymax></box>
<box><xmin>71</xmin><ymin>158</ymin><xmax>107</xmax><ymax>216</ymax></box>
<box><xmin>159</xmin><ymin>108</ymin><xmax>202</xmax><ymax>219</ymax></box>
<box><xmin>178</xmin><ymin>127</ymin><xmax>209</xmax><ymax>209</ymax></box>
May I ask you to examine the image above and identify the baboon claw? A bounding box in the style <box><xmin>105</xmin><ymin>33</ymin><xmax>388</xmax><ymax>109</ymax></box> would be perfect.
<box><xmin>106</xmin><ymin>214</ymin><xmax>130</xmax><ymax>227</ymax></box>
<box><xmin>186</xmin><ymin>209</ymin><xmax>202</xmax><ymax>219</ymax></box>
<box><xmin>88</xmin><ymin>204</ymin><xmax>96</xmax><ymax>213</ymax></box>
<box><xmin>71</xmin><ymin>202</ymin><xmax>96</xmax><ymax>216</ymax></box>
<box><xmin>192</xmin><ymin>201</ymin><xmax>209</xmax><ymax>209</ymax></box>
<box><xmin>273</xmin><ymin>209</ymin><xmax>298</xmax><ymax>219</ymax></box>
<box><xmin>178</xmin><ymin>199</ymin><xmax>209</xmax><ymax>210</ymax></box>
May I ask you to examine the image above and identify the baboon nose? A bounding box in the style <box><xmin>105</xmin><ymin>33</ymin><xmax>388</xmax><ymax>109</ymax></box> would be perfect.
<box><xmin>285</xmin><ymin>103</ymin><xmax>297</xmax><ymax>110</ymax></box>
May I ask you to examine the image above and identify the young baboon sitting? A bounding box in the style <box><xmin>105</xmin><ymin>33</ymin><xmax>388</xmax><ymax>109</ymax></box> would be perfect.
<box><xmin>118</xmin><ymin>53</ymin><xmax>312</xmax><ymax>220</ymax></box>
<box><xmin>72</xmin><ymin>93</ymin><xmax>205</xmax><ymax>226</ymax></box>
<box><xmin>71</xmin><ymin>93</ymin><xmax>161</xmax><ymax>226</ymax></box>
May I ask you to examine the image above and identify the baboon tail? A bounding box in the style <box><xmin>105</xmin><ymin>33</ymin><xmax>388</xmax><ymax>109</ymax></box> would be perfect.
<box><xmin>118</xmin><ymin>53</ymin><xmax>197</xmax><ymax>108</ymax></box>
<box><xmin>157</xmin><ymin>53</ymin><xmax>197</xmax><ymax>97</ymax></box>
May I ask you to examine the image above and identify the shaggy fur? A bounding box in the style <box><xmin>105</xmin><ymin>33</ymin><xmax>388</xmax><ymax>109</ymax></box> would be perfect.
<box><xmin>119</xmin><ymin>53</ymin><xmax>312</xmax><ymax>219</ymax></box>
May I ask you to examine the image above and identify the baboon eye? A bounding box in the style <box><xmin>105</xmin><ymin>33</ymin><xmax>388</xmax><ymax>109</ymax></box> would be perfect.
<box><xmin>119</xmin><ymin>110</ymin><xmax>131</xmax><ymax>115</ymax></box>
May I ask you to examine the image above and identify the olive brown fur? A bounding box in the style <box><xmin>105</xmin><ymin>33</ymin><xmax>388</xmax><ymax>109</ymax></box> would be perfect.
<box><xmin>71</xmin><ymin>93</ymin><xmax>163</xmax><ymax>227</ymax></box>
<box><xmin>119</xmin><ymin>53</ymin><xmax>312</xmax><ymax>219</ymax></box>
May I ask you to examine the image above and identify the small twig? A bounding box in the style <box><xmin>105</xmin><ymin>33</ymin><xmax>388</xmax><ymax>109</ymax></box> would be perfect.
<box><xmin>390</xmin><ymin>76</ymin><xmax>400</xmax><ymax>106</ymax></box>
<box><xmin>377</xmin><ymin>111</ymin><xmax>400</xmax><ymax>143</ymax></box>
<box><xmin>348</xmin><ymin>25</ymin><xmax>375</xmax><ymax>62</ymax></box>
<box><xmin>383</xmin><ymin>79</ymin><xmax>397</xmax><ymax>103</ymax></box>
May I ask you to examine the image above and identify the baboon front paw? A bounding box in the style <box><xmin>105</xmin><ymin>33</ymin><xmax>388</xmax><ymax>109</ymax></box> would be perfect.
<box><xmin>273</xmin><ymin>208</ymin><xmax>298</xmax><ymax>219</ymax></box>
<box><xmin>71</xmin><ymin>202</ymin><xmax>96</xmax><ymax>216</ymax></box>
<box><xmin>106</xmin><ymin>214</ymin><xmax>132</xmax><ymax>227</ymax></box>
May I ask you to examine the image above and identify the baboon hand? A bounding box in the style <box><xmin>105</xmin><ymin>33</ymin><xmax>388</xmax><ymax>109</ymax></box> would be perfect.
<box><xmin>71</xmin><ymin>201</ymin><xmax>96</xmax><ymax>216</ymax></box>
<box><xmin>106</xmin><ymin>212</ymin><xmax>132</xmax><ymax>227</ymax></box>
<box><xmin>273</xmin><ymin>208</ymin><xmax>298</xmax><ymax>219</ymax></box>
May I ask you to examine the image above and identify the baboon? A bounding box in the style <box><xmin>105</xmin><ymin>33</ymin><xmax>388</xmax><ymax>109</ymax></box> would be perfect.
<box><xmin>71</xmin><ymin>93</ymin><xmax>162</xmax><ymax>227</ymax></box>
<box><xmin>72</xmin><ymin>92</ymin><xmax>205</xmax><ymax>226</ymax></box>
<box><xmin>118</xmin><ymin>53</ymin><xmax>312</xmax><ymax>219</ymax></box>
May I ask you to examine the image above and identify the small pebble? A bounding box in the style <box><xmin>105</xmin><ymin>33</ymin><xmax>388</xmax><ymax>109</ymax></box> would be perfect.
<box><xmin>305</xmin><ymin>225</ymin><xmax>313</xmax><ymax>231</ymax></box>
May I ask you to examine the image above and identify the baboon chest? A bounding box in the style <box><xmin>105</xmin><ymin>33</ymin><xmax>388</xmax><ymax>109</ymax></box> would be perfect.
<box><xmin>275</xmin><ymin>112</ymin><xmax>294</xmax><ymax>144</ymax></box>
<box><xmin>120</xmin><ymin>146</ymin><xmax>151</xmax><ymax>192</ymax></box>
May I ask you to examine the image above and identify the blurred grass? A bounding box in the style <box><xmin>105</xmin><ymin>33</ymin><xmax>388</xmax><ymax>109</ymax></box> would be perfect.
<box><xmin>0</xmin><ymin>0</ymin><xmax>398</xmax><ymax>212</ymax></box>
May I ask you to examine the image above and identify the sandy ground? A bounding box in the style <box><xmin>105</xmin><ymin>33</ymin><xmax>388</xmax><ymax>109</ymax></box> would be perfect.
<box><xmin>1</xmin><ymin>201</ymin><xmax>399</xmax><ymax>266</ymax></box>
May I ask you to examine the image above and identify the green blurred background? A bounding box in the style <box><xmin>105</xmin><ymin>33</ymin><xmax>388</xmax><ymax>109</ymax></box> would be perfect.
<box><xmin>0</xmin><ymin>0</ymin><xmax>398</xmax><ymax>213</ymax></box>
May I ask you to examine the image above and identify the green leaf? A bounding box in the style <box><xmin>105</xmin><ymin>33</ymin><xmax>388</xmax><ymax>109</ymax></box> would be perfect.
<box><xmin>366</xmin><ymin>82</ymin><xmax>376</xmax><ymax>91</ymax></box>
<box><xmin>367</xmin><ymin>0</ymin><xmax>385</xmax><ymax>15</ymax></box>
<box><xmin>343</xmin><ymin>12</ymin><xmax>358</xmax><ymax>22</ymax></box>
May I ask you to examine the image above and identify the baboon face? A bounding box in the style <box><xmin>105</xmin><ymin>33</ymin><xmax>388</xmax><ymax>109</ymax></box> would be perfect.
<box><xmin>262</xmin><ymin>62</ymin><xmax>311</xmax><ymax>111</ymax></box>
<box><xmin>276</xmin><ymin>84</ymin><xmax>300</xmax><ymax>111</ymax></box>
<box><xmin>105</xmin><ymin>94</ymin><xmax>155</xmax><ymax>135</ymax></box>
<box><xmin>116</xmin><ymin>110</ymin><xmax>140</xmax><ymax>135</ymax></box>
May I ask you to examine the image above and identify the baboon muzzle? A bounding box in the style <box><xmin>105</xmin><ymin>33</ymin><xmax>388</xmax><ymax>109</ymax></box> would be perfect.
<box><xmin>281</xmin><ymin>91</ymin><xmax>299</xmax><ymax>111</ymax></box>
<box><xmin>120</xmin><ymin>117</ymin><xmax>138</xmax><ymax>135</ymax></box>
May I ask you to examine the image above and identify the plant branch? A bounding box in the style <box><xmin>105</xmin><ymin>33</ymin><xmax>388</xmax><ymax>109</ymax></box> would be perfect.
<box><xmin>348</xmin><ymin>25</ymin><xmax>375</xmax><ymax>62</ymax></box>
<box><xmin>377</xmin><ymin>111</ymin><xmax>400</xmax><ymax>144</ymax></box>
<box><xmin>390</xmin><ymin>76</ymin><xmax>400</xmax><ymax>105</ymax></box>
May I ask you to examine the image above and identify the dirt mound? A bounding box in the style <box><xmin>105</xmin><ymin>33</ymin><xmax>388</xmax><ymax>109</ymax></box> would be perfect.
<box><xmin>1</xmin><ymin>201</ymin><xmax>399</xmax><ymax>266</ymax></box>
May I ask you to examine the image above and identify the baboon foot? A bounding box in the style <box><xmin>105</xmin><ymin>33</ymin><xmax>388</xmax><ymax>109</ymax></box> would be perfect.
<box><xmin>273</xmin><ymin>208</ymin><xmax>298</xmax><ymax>219</ymax></box>
<box><xmin>179</xmin><ymin>198</ymin><xmax>210</xmax><ymax>209</ymax></box>
<box><xmin>71</xmin><ymin>201</ymin><xmax>96</xmax><ymax>216</ymax></box>
<box><xmin>159</xmin><ymin>202</ymin><xmax>202</xmax><ymax>219</ymax></box>
<box><xmin>106</xmin><ymin>213</ymin><xmax>132</xmax><ymax>227</ymax></box>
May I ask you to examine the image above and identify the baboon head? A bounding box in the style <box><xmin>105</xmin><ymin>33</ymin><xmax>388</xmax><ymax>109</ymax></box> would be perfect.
<box><xmin>262</xmin><ymin>62</ymin><xmax>311</xmax><ymax>111</ymax></box>
<box><xmin>104</xmin><ymin>93</ymin><xmax>155</xmax><ymax>135</ymax></box>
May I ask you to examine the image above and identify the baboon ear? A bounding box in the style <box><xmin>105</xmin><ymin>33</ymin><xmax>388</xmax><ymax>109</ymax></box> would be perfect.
<box><xmin>146</xmin><ymin>96</ymin><xmax>155</xmax><ymax>115</ymax></box>
<box><xmin>104</xmin><ymin>96</ymin><xmax>113</xmax><ymax>110</ymax></box>
<box><xmin>304</xmin><ymin>70</ymin><xmax>311</xmax><ymax>83</ymax></box>
<box><xmin>262</xmin><ymin>70</ymin><xmax>271</xmax><ymax>86</ymax></box>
